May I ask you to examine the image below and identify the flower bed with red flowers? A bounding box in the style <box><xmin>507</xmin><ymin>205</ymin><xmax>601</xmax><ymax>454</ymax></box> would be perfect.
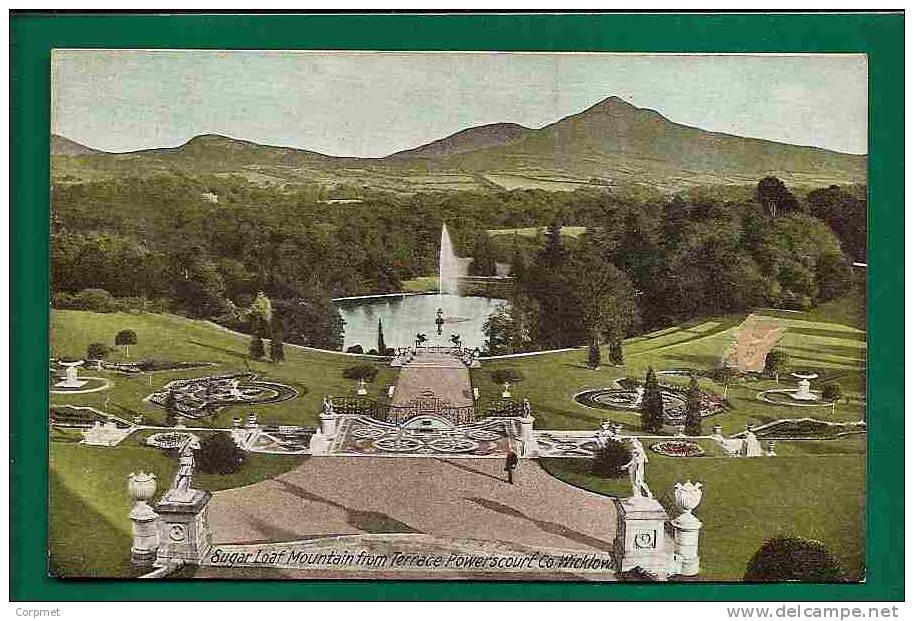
<box><xmin>650</xmin><ymin>440</ymin><xmax>705</xmax><ymax>457</ymax></box>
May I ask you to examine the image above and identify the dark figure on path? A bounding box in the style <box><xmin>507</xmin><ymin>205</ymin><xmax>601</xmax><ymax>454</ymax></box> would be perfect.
<box><xmin>504</xmin><ymin>449</ymin><xmax>519</xmax><ymax>484</ymax></box>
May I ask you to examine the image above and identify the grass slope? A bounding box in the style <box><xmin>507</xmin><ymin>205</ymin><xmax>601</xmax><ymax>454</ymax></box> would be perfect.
<box><xmin>49</xmin><ymin>441</ymin><xmax>304</xmax><ymax>577</ymax></box>
<box><xmin>50</xmin><ymin>310</ymin><xmax>398</xmax><ymax>428</ymax></box>
<box><xmin>475</xmin><ymin>300</ymin><xmax>865</xmax><ymax>433</ymax></box>
<box><xmin>542</xmin><ymin>449</ymin><xmax>865</xmax><ymax>582</ymax></box>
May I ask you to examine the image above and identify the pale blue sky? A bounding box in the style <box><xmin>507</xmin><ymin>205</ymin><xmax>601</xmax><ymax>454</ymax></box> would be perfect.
<box><xmin>51</xmin><ymin>51</ymin><xmax>868</xmax><ymax>157</ymax></box>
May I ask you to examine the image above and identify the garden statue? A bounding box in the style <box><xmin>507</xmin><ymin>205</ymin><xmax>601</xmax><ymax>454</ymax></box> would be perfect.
<box><xmin>435</xmin><ymin>309</ymin><xmax>445</xmax><ymax>335</ymax></box>
<box><xmin>169</xmin><ymin>444</ymin><xmax>196</xmax><ymax>501</ymax></box>
<box><xmin>502</xmin><ymin>381</ymin><xmax>512</xmax><ymax>398</ymax></box>
<box><xmin>627</xmin><ymin>438</ymin><xmax>653</xmax><ymax>499</ymax></box>
<box><xmin>522</xmin><ymin>398</ymin><xmax>532</xmax><ymax>417</ymax></box>
<box><xmin>322</xmin><ymin>395</ymin><xmax>335</xmax><ymax>416</ymax></box>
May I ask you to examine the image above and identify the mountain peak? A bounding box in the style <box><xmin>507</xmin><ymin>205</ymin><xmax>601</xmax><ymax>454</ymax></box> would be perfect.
<box><xmin>579</xmin><ymin>95</ymin><xmax>661</xmax><ymax>118</ymax></box>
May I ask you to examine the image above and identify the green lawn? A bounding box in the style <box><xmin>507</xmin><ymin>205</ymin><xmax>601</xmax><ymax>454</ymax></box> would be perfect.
<box><xmin>542</xmin><ymin>447</ymin><xmax>866</xmax><ymax>582</ymax></box>
<box><xmin>49</xmin><ymin>441</ymin><xmax>304</xmax><ymax>577</ymax></box>
<box><xmin>400</xmin><ymin>275</ymin><xmax>439</xmax><ymax>293</ymax></box>
<box><xmin>486</xmin><ymin>225</ymin><xmax>587</xmax><ymax>239</ymax></box>
<box><xmin>474</xmin><ymin>303</ymin><xmax>866</xmax><ymax>434</ymax></box>
<box><xmin>50</xmin><ymin>310</ymin><xmax>398</xmax><ymax>428</ymax></box>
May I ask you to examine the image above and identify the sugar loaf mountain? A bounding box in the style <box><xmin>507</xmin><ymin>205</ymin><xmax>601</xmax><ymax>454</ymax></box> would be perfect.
<box><xmin>52</xmin><ymin>96</ymin><xmax>865</xmax><ymax>192</ymax></box>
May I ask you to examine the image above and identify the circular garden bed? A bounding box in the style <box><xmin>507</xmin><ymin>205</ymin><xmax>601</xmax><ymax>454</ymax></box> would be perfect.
<box><xmin>650</xmin><ymin>440</ymin><xmax>705</xmax><ymax>457</ymax></box>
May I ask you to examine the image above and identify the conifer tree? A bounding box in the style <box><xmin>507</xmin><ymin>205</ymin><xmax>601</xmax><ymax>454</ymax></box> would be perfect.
<box><xmin>377</xmin><ymin>318</ymin><xmax>387</xmax><ymax>354</ymax></box>
<box><xmin>685</xmin><ymin>375</ymin><xmax>703</xmax><ymax>436</ymax></box>
<box><xmin>641</xmin><ymin>367</ymin><xmax>665</xmax><ymax>433</ymax></box>
<box><xmin>269</xmin><ymin>315</ymin><xmax>285</xmax><ymax>363</ymax></box>
<box><xmin>249</xmin><ymin>316</ymin><xmax>265</xmax><ymax>360</ymax></box>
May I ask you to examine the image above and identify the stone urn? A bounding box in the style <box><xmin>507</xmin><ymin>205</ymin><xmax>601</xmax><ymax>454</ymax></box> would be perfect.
<box><xmin>128</xmin><ymin>472</ymin><xmax>157</xmax><ymax>503</ymax></box>
<box><xmin>674</xmin><ymin>480</ymin><xmax>703</xmax><ymax>515</ymax></box>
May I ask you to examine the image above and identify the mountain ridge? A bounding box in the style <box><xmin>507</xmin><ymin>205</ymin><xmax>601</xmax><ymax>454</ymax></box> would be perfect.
<box><xmin>51</xmin><ymin>95</ymin><xmax>866</xmax><ymax>190</ymax></box>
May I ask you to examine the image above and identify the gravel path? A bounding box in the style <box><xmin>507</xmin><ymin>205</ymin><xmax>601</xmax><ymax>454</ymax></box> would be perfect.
<box><xmin>392</xmin><ymin>351</ymin><xmax>474</xmax><ymax>407</ymax></box>
<box><xmin>207</xmin><ymin>457</ymin><xmax>618</xmax><ymax>557</ymax></box>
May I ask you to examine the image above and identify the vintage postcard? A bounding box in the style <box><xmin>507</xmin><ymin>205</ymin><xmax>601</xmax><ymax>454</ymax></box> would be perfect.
<box><xmin>48</xmin><ymin>50</ymin><xmax>868</xmax><ymax>583</ymax></box>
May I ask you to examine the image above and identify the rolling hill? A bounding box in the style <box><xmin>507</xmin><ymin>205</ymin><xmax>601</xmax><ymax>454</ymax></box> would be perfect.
<box><xmin>51</xmin><ymin>95</ymin><xmax>866</xmax><ymax>192</ymax></box>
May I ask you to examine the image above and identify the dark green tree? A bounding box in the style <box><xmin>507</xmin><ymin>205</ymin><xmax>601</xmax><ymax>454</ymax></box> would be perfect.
<box><xmin>571</xmin><ymin>240</ymin><xmax>638</xmax><ymax>369</ymax></box>
<box><xmin>342</xmin><ymin>364</ymin><xmax>379</xmax><ymax>383</ymax></box>
<box><xmin>490</xmin><ymin>368</ymin><xmax>523</xmax><ymax>387</ymax></box>
<box><xmin>115</xmin><ymin>329</ymin><xmax>137</xmax><ymax>357</ymax></box>
<box><xmin>685</xmin><ymin>375</ymin><xmax>703</xmax><ymax>436</ymax></box>
<box><xmin>86</xmin><ymin>342</ymin><xmax>109</xmax><ymax>360</ymax></box>
<box><xmin>469</xmin><ymin>232</ymin><xmax>497</xmax><ymax>276</ymax></box>
<box><xmin>587</xmin><ymin>341</ymin><xmax>601</xmax><ymax>370</ymax></box>
<box><xmin>822</xmin><ymin>382</ymin><xmax>842</xmax><ymax>402</ymax></box>
<box><xmin>377</xmin><ymin>318</ymin><xmax>387</xmax><ymax>354</ymax></box>
<box><xmin>744</xmin><ymin>537</ymin><xmax>844</xmax><ymax>582</ymax></box>
<box><xmin>249</xmin><ymin>317</ymin><xmax>265</xmax><ymax>360</ymax></box>
<box><xmin>764</xmin><ymin>349</ymin><xmax>790</xmax><ymax>381</ymax></box>
<box><xmin>163</xmin><ymin>391</ymin><xmax>178</xmax><ymax>427</ymax></box>
<box><xmin>590</xmin><ymin>438</ymin><xmax>631</xmax><ymax>478</ymax></box>
<box><xmin>756</xmin><ymin>176</ymin><xmax>798</xmax><ymax>218</ymax></box>
<box><xmin>269</xmin><ymin>315</ymin><xmax>285</xmax><ymax>363</ymax></box>
<box><xmin>198</xmin><ymin>432</ymin><xmax>245</xmax><ymax>475</ymax></box>
<box><xmin>607</xmin><ymin>337</ymin><xmax>624</xmax><ymax>366</ymax></box>
<box><xmin>641</xmin><ymin>367</ymin><xmax>665</xmax><ymax>433</ymax></box>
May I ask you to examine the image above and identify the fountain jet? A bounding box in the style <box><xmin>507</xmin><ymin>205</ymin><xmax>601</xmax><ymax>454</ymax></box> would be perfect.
<box><xmin>439</xmin><ymin>224</ymin><xmax>460</xmax><ymax>295</ymax></box>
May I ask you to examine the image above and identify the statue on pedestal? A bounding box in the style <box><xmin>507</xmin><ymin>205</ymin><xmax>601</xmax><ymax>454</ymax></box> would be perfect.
<box><xmin>168</xmin><ymin>444</ymin><xmax>197</xmax><ymax>502</ymax></box>
<box><xmin>626</xmin><ymin>438</ymin><xmax>653</xmax><ymax>499</ymax></box>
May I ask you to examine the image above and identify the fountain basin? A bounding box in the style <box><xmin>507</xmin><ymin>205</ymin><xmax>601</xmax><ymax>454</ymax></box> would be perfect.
<box><xmin>334</xmin><ymin>293</ymin><xmax>506</xmax><ymax>351</ymax></box>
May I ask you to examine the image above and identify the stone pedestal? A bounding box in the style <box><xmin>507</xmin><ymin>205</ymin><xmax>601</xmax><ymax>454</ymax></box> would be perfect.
<box><xmin>129</xmin><ymin>501</ymin><xmax>160</xmax><ymax>566</ymax></box>
<box><xmin>309</xmin><ymin>429</ymin><xmax>330</xmax><ymax>455</ymax></box>
<box><xmin>356</xmin><ymin>379</ymin><xmax>368</xmax><ymax>396</ymax></box>
<box><xmin>671</xmin><ymin>511</ymin><xmax>702</xmax><ymax>576</ymax></box>
<box><xmin>154</xmin><ymin>489</ymin><xmax>211</xmax><ymax>566</ymax></box>
<box><xmin>615</xmin><ymin>496</ymin><xmax>671</xmax><ymax>580</ymax></box>
<box><xmin>319</xmin><ymin>412</ymin><xmax>339</xmax><ymax>438</ymax></box>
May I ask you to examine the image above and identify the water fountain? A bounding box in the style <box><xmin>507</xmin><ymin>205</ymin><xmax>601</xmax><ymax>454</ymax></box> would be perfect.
<box><xmin>439</xmin><ymin>224</ymin><xmax>460</xmax><ymax>295</ymax></box>
<box><xmin>789</xmin><ymin>372</ymin><xmax>819</xmax><ymax>401</ymax></box>
<box><xmin>332</xmin><ymin>223</ymin><xmax>506</xmax><ymax>350</ymax></box>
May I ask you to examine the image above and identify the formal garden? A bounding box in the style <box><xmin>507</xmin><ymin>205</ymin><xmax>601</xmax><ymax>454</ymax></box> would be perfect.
<box><xmin>48</xmin><ymin>279</ymin><xmax>866</xmax><ymax>580</ymax></box>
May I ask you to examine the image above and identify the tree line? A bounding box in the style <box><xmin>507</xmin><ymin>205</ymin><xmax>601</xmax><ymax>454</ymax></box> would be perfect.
<box><xmin>51</xmin><ymin>172</ymin><xmax>864</xmax><ymax>350</ymax></box>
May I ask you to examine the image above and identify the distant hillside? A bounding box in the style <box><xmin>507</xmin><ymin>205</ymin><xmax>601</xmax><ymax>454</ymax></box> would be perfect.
<box><xmin>50</xmin><ymin>96</ymin><xmax>866</xmax><ymax>192</ymax></box>
<box><xmin>385</xmin><ymin>122</ymin><xmax>533</xmax><ymax>160</ymax></box>
<box><xmin>411</xmin><ymin>97</ymin><xmax>866</xmax><ymax>187</ymax></box>
<box><xmin>51</xmin><ymin>134</ymin><xmax>102</xmax><ymax>156</ymax></box>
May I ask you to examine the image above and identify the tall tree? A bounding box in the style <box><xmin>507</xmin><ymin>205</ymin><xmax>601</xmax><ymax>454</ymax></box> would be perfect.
<box><xmin>249</xmin><ymin>316</ymin><xmax>265</xmax><ymax>360</ymax></box>
<box><xmin>685</xmin><ymin>375</ymin><xmax>703</xmax><ymax>436</ymax></box>
<box><xmin>571</xmin><ymin>240</ymin><xmax>638</xmax><ymax>367</ymax></box>
<box><xmin>641</xmin><ymin>367</ymin><xmax>665</xmax><ymax>433</ymax></box>
<box><xmin>755</xmin><ymin>176</ymin><xmax>798</xmax><ymax>218</ymax></box>
<box><xmin>114</xmin><ymin>329</ymin><xmax>137</xmax><ymax>358</ymax></box>
<box><xmin>377</xmin><ymin>318</ymin><xmax>387</xmax><ymax>354</ymax></box>
<box><xmin>269</xmin><ymin>315</ymin><xmax>285</xmax><ymax>363</ymax></box>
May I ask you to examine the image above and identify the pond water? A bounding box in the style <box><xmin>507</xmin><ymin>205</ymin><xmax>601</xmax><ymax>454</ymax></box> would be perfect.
<box><xmin>334</xmin><ymin>294</ymin><xmax>506</xmax><ymax>351</ymax></box>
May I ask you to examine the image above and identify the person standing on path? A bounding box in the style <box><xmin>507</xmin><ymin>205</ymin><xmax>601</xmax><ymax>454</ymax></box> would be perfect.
<box><xmin>504</xmin><ymin>449</ymin><xmax>519</xmax><ymax>484</ymax></box>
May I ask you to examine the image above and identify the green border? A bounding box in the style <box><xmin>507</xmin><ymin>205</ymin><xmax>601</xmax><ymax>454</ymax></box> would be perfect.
<box><xmin>10</xmin><ymin>11</ymin><xmax>904</xmax><ymax>601</ymax></box>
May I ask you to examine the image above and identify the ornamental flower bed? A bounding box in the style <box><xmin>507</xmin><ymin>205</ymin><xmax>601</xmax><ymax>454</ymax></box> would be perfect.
<box><xmin>651</xmin><ymin>440</ymin><xmax>705</xmax><ymax>457</ymax></box>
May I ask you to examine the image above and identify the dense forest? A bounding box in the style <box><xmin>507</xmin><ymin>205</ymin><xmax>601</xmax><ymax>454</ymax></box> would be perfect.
<box><xmin>50</xmin><ymin>172</ymin><xmax>866</xmax><ymax>352</ymax></box>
